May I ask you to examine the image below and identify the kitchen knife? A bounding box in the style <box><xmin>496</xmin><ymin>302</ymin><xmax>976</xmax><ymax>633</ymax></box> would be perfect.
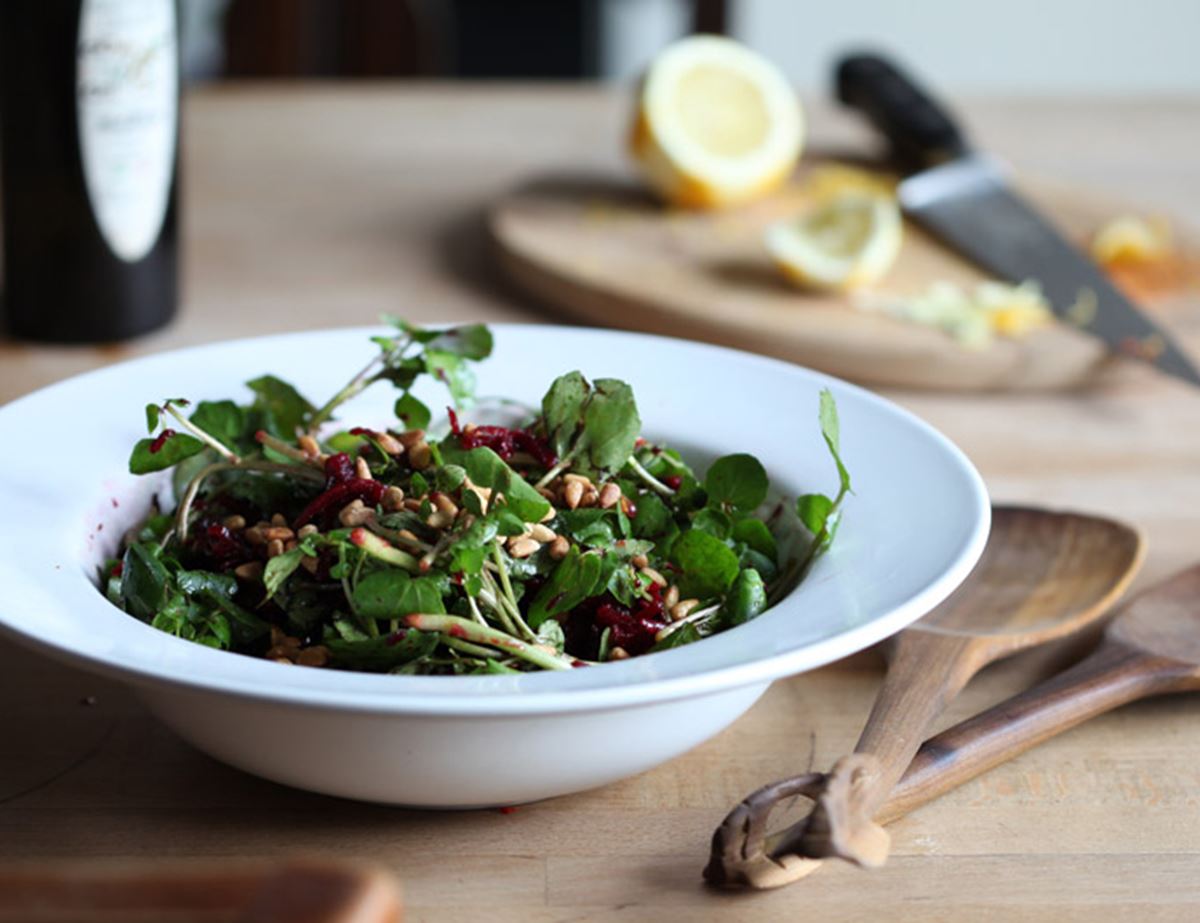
<box><xmin>834</xmin><ymin>52</ymin><xmax>1200</xmax><ymax>387</ymax></box>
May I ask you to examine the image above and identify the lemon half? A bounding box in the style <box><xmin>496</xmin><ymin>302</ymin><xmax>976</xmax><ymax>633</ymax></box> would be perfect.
<box><xmin>766</xmin><ymin>193</ymin><xmax>902</xmax><ymax>292</ymax></box>
<box><xmin>630</xmin><ymin>36</ymin><xmax>804</xmax><ymax>209</ymax></box>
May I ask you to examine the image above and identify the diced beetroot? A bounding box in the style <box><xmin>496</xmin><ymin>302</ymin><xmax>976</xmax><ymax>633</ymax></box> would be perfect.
<box><xmin>323</xmin><ymin>452</ymin><xmax>357</xmax><ymax>488</ymax></box>
<box><xmin>189</xmin><ymin>521</ymin><xmax>250</xmax><ymax>572</ymax></box>
<box><xmin>448</xmin><ymin>408</ymin><xmax>557</xmax><ymax>469</ymax></box>
<box><xmin>293</xmin><ymin>477</ymin><xmax>385</xmax><ymax>529</ymax></box>
<box><xmin>148</xmin><ymin>429</ymin><xmax>177</xmax><ymax>454</ymax></box>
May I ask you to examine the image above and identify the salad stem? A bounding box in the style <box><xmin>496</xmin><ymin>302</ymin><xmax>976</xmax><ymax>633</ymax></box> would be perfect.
<box><xmin>441</xmin><ymin>635</ymin><xmax>501</xmax><ymax>660</ymax></box>
<box><xmin>175</xmin><ymin>460</ymin><xmax>324</xmax><ymax>542</ymax></box>
<box><xmin>365</xmin><ymin>520</ymin><xmax>435</xmax><ymax>554</ymax></box>
<box><xmin>254</xmin><ymin>430</ymin><xmax>323</xmax><ymax>468</ymax></box>
<box><xmin>625</xmin><ymin>456</ymin><xmax>675</xmax><ymax>496</ymax></box>
<box><xmin>163</xmin><ymin>402</ymin><xmax>240</xmax><ymax>464</ymax></box>
<box><xmin>307</xmin><ymin>334</ymin><xmax>413</xmax><ymax>433</ymax></box>
<box><xmin>490</xmin><ymin>541</ymin><xmax>537</xmax><ymax>641</ymax></box>
<box><xmin>655</xmin><ymin>602</ymin><xmax>721</xmax><ymax>642</ymax></box>
<box><xmin>478</xmin><ymin>574</ymin><xmax>521</xmax><ymax>637</ymax></box>
<box><xmin>534</xmin><ymin>444</ymin><xmax>580</xmax><ymax>489</ymax></box>
<box><xmin>404</xmin><ymin>614</ymin><xmax>576</xmax><ymax>671</ymax></box>
<box><xmin>467</xmin><ymin>594</ymin><xmax>488</xmax><ymax>626</ymax></box>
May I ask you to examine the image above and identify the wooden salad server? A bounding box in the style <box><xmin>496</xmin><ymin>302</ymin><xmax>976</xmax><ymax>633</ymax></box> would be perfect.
<box><xmin>883</xmin><ymin>562</ymin><xmax>1200</xmax><ymax>822</ymax></box>
<box><xmin>705</xmin><ymin>505</ymin><xmax>1145</xmax><ymax>889</ymax></box>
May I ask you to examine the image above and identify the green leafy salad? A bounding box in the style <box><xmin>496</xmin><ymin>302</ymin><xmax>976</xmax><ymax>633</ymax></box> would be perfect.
<box><xmin>104</xmin><ymin>320</ymin><xmax>850</xmax><ymax>675</ymax></box>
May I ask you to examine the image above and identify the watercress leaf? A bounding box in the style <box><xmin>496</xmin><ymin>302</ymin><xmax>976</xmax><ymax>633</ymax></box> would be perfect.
<box><xmin>325</xmin><ymin>432</ymin><xmax>366</xmax><ymax>455</ymax></box>
<box><xmin>424</xmin><ymin>349</ymin><xmax>476</xmax><ymax>407</ymax></box>
<box><xmin>375</xmin><ymin>355</ymin><xmax>424</xmax><ymax>392</ymax></box>
<box><xmin>205</xmin><ymin>592</ymin><xmax>270</xmax><ymax>644</ymax></box>
<box><xmin>137</xmin><ymin>513</ymin><xmax>175</xmax><ymax>543</ymax></box>
<box><xmin>176</xmin><ymin>570</ymin><xmax>238</xmax><ymax>599</ymax></box>
<box><xmin>797</xmin><ymin>493</ymin><xmax>835</xmax><ymax>536</ymax></box>
<box><xmin>461</xmin><ymin>489</ymin><xmax>484</xmax><ymax>517</ymax></box>
<box><xmin>150</xmin><ymin>592</ymin><xmax>189</xmax><ymax>637</ymax></box>
<box><xmin>121</xmin><ymin>542</ymin><xmax>172</xmax><ymax>621</ymax></box>
<box><xmin>692</xmin><ymin>507</ymin><xmax>732</xmax><ymax>539</ymax></box>
<box><xmin>382</xmin><ymin>315</ymin><xmax>441</xmax><ymax>344</ymax></box>
<box><xmin>607</xmin><ymin>563</ymin><xmax>651</xmax><ymax>607</ymax></box>
<box><xmin>436</xmin><ymin>464</ymin><xmax>467</xmax><ymax>493</ymax></box>
<box><xmin>610</xmin><ymin>538</ymin><xmax>656</xmax><ymax>560</ymax></box>
<box><xmin>262</xmin><ymin>548</ymin><xmax>305</xmax><ymax>600</ymax></box>
<box><xmin>332</xmin><ymin>616</ymin><xmax>370</xmax><ymax>642</ymax></box>
<box><xmin>246</xmin><ymin>375</ymin><xmax>314</xmax><ymax>437</ymax></box>
<box><xmin>554</xmin><ymin>508</ymin><xmax>616</xmax><ymax>546</ymax></box>
<box><xmin>541</xmin><ymin>371</ymin><xmax>590</xmax><ymax>457</ymax></box>
<box><xmin>731</xmin><ymin>517</ymin><xmax>778</xmax><ymax>562</ymax></box>
<box><xmin>492</xmin><ymin>508</ymin><xmax>528</xmax><ymax>537</ymax></box>
<box><xmin>528</xmin><ymin>546</ymin><xmax>603</xmax><ymax>628</ymax></box>
<box><xmin>722</xmin><ymin>568</ymin><xmax>767</xmax><ymax>627</ymax></box>
<box><xmin>145</xmin><ymin>403</ymin><xmax>160</xmax><ymax>433</ymax></box>
<box><xmin>535</xmin><ymin>618</ymin><xmax>566</xmax><ymax>654</ymax></box>
<box><xmin>450</xmin><ymin>545</ymin><xmax>486</xmax><ymax>578</ymax></box>
<box><xmin>704</xmin><ymin>453</ymin><xmax>768</xmax><ymax>512</ymax></box>
<box><xmin>581</xmin><ymin>378</ymin><xmax>640</xmax><ymax>472</ymax></box>
<box><xmin>739</xmin><ymin>547</ymin><xmax>778</xmax><ymax>583</ymax></box>
<box><xmin>649</xmin><ymin>623</ymin><xmax>702</xmax><ymax>652</ymax></box>
<box><xmin>190</xmin><ymin>400</ymin><xmax>245</xmax><ymax>451</ymax></box>
<box><xmin>631</xmin><ymin>492</ymin><xmax>672</xmax><ymax>539</ymax></box>
<box><xmin>394</xmin><ymin>392</ymin><xmax>431</xmax><ymax>430</ymax></box>
<box><xmin>353</xmin><ymin>569</ymin><xmax>446</xmax><ymax>619</ymax></box>
<box><xmin>325</xmin><ymin>631</ymin><xmax>439</xmax><ymax>671</ymax></box>
<box><xmin>275</xmin><ymin>584</ymin><xmax>328</xmax><ymax>636</ymax></box>
<box><xmin>427</xmin><ymin>324</ymin><xmax>494</xmax><ymax>361</ymax></box>
<box><xmin>203</xmin><ymin>609</ymin><xmax>233</xmax><ymax>648</ymax></box>
<box><xmin>671</xmin><ymin>530</ymin><xmax>739</xmax><ymax>599</ymax></box>
<box><xmin>129</xmin><ymin>433</ymin><xmax>206</xmax><ymax>474</ymax></box>
<box><xmin>462</xmin><ymin>447</ymin><xmax>550</xmax><ymax>523</ymax></box>
<box><xmin>819</xmin><ymin>389</ymin><xmax>851</xmax><ymax>496</ymax></box>
<box><xmin>453</xmin><ymin>516</ymin><xmax>500</xmax><ymax>553</ymax></box>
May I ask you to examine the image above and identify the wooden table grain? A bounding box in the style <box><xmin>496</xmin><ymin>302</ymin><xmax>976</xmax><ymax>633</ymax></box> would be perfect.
<box><xmin>2</xmin><ymin>86</ymin><xmax>1200</xmax><ymax>922</ymax></box>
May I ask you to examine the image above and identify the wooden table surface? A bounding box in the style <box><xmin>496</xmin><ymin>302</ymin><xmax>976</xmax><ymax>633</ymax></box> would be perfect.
<box><xmin>3</xmin><ymin>85</ymin><xmax>1200</xmax><ymax>921</ymax></box>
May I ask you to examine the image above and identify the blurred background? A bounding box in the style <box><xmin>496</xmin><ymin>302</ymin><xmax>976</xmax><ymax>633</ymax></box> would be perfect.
<box><xmin>183</xmin><ymin>0</ymin><xmax>1200</xmax><ymax>91</ymax></box>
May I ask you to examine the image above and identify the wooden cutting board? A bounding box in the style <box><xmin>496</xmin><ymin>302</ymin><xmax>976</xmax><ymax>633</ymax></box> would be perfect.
<box><xmin>489</xmin><ymin>162</ymin><xmax>1197</xmax><ymax>391</ymax></box>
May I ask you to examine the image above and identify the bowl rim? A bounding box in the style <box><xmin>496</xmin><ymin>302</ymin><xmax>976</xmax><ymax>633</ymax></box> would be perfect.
<box><xmin>0</xmin><ymin>323</ymin><xmax>990</xmax><ymax>715</ymax></box>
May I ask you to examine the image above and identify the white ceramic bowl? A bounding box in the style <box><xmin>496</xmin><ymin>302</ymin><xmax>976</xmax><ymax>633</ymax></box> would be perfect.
<box><xmin>0</xmin><ymin>325</ymin><xmax>989</xmax><ymax>807</ymax></box>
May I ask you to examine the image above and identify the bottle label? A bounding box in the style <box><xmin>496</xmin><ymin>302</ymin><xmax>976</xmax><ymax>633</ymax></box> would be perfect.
<box><xmin>77</xmin><ymin>0</ymin><xmax>177</xmax><ymax>263</ymax></box>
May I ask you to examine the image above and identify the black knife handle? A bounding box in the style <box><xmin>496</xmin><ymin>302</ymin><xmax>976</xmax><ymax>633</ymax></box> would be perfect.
<box><xmin>835</xmin><ymin>52</ymin><xmax>969</xmax><ymax>170</ymax></box>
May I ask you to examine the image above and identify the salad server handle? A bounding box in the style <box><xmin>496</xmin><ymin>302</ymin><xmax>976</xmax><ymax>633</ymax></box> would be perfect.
<box><xmin>880</xmin><ymin>638</ymin><xmax>1195</xmax><ymax>823</ymax></box>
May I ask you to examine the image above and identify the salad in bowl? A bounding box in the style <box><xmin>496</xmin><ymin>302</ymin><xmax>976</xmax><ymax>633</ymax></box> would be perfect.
<box><xmin>108</xmin><ymin>319</ymin><xmax>849</xmax><ymax>676</ymax></box>
<box><xmin>0</xmin><ymin>323</ymin><xmax>987</xmax><ymax>805</ymax></box>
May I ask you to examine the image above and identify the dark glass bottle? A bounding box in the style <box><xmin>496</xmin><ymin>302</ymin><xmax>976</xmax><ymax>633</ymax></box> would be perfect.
<box><xmin>0</xmin><ymin>0</ymin><xmax>179</xmax><ymax>343</ymax></box>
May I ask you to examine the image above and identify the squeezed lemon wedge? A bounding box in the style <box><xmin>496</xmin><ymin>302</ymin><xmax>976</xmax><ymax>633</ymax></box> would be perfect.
<box><xmin>765</xmin><ymin>193</ymin><xmax>902</xmax><ymax>291</ymax></box>
<box><xmin>629</xmin><ymin>35</ymin><xmax>804</xmax><ymax>209</ymax></box>
<box><xmin>1091</xmin><ymin>215</ymin><xmax>1174</xmax><ymax>265</ymax></box>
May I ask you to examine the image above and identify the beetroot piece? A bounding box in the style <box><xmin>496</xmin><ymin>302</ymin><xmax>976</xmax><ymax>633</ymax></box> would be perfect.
<box><xmin>448</xmin><ymin>408</ymin><xmax>557</xmax><ymax>469</ymax></box>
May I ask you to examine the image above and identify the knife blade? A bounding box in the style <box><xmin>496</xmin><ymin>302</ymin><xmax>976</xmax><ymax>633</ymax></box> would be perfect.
<box><xmin>835</xmin><ymin>53</ymin><xmax>1200</xmax><ymax>387</ymax></box>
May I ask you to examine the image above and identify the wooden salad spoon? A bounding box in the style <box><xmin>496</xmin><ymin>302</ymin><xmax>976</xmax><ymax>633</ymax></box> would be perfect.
<box><xmin>882</xmin><ymin>561</ymin><xmax>1200</xmax><ymax>823</ymax></box>
<box><xmin>705</xmin><ymin>505</ymin><xmax>1145</xmax><ymax>889</ymax></box>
